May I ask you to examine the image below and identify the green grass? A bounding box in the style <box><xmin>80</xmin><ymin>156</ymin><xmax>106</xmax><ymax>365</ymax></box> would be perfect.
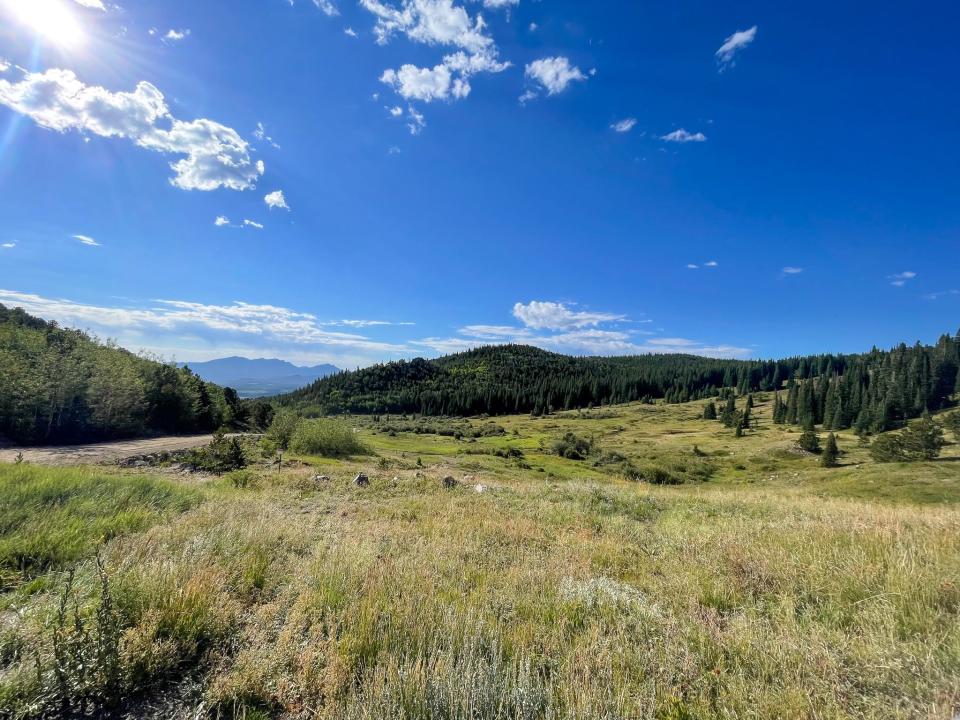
<box><xmin>0</xmin><ymin>398</ymin><xmax>958</xmax><ymax>718</ymax></box>
<box><xmin>0</xmin><ymin>465</ymin><xmax>197</xmax><ymax>585</ymax></box>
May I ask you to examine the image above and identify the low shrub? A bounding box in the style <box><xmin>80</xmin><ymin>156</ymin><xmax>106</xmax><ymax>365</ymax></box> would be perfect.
<box><xmin>185</xmin><ymin>433</ymin><xmax>247</xmax><ymax>474</ymax></box>
<box><xmin>552</xmin><ymin>432</ymin><xmax>594</xmax><ymax>460</ymax></box>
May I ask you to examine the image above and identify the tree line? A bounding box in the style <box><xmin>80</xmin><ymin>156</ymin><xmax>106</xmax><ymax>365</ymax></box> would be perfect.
<box><xmin>280</xmin><ymin>334</ymin><xmax>960</xmax><ymax>430</ymax></box>
<box><xmin>0</xmin><ymin>305</ymin><xmax>272</xmax><ymax>444</ymax></box>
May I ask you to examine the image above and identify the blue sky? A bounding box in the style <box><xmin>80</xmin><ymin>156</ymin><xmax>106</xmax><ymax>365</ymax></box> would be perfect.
<box><xmin>0</xmin><ymin>0</ymin><xmax>958</xmax><ymax>368</ymax></box>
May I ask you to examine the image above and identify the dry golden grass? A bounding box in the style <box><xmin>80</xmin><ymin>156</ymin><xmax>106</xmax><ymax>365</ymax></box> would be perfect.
<box><xmin>1</xmin><ymin>397</ymin><xmax>958</xmax><ymax>718</ymax></box>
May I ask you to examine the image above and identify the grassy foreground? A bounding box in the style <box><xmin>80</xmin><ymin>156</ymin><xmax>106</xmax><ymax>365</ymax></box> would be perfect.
<box><xmin>0</xmin><ymin>397</ymin><xmax>958</xmax><ymax>719</ymax></box>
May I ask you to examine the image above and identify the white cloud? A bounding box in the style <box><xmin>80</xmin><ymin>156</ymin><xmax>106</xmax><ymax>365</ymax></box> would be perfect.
<box><xmin>716</xmin><ymin>25</ymin><xmax>757</xmax><ymax>70</ymax></box>
<box><xmin>388</xmin><ymin>105</ymin><xmax>404</xmax><ymax>117</ymax></box>
<box><xmin>513</xmin><ymin>301</ymin><xmax>625</xmax><ymax>330</ymax></box>
<box><xmin>365</xmin><ymin>0</ymin><xmax>510</xmax><ymax>104</ymax></box>
<box><xmin>72</xmin><ymin>0</ymin><xmax>105</xmax><ymax>9</ymax></box>
<box><xmin>528</xmin><ymin>22</ymin><xmax>537</xmax><ymax>32</ymax></box>
<box><xmin>0</xmin><ymin>69</ymin><xmax>264</xmax><ymax>192</ymax></box>
<box><xmin>782</xmin><ymin>266</ymin><xmax>803</xmax><ymax>275</ymax></box>
<box><xmin>264</xmin><ymin>190</ymin><xmax>290</xmax><ymax>210</ymax></box>
<box><xmin>889</xmin><ymin>271</ymin><xmax>917</xmax><ymax>287</ymax></box>
<box><xmin>344</xmin><ymin>27</ymin><xmax>358</xmax><ymax>37</ymax></box>
<box><xmin>163</xmin><ymin>29</ymin><xmax>191</xmax><ymax>42</ymax></box>
<box><xmin>523</xmin><ymin>56</ymin><xmax>587</xmax><ymax>99</ymax></box>
<box><xmin>611</xmin><ymin>118</ymin><xmax>637</xmax><ymax>133</ymax></box>
<box><xmin>687</xmin><ymin>264</ymin><xmax>699</xmax><ymax>270</ymax></box>
<box><xmin>704</xmin><ymin>260</ymin><xmax>718</xmax><ymax>267</ymax></box>
<box><xmin>314</xmin><ymin>0</ymin><xmax>339</xmax><ymax>15</ymax></box>
<box><xmin>214</xmin><ymin>216</ymin><xmax>230</xmax><ymax>227</ymax></box>
<box><xmin>243</xmin><ymin>219</ymin><xmax>264</xmax><ymax>229</ymax></box>
<box><xmin>483</xmin><ymin>0</ymin><xmax>518</xmax><ymax>8</ymax></box>
<box><xmin>0</xmin><ymin>59</ymin><xmax>9</xmax><ymax>73</ymax></box>
<box><xmin>1</xmin><ymin>242</ymin><xmax>15</xmax><ymax>249</ymax></box>
<box><xmin>661</xmin><ymin>129</ymin><xmax>707</xmax><ymax>143</ymax></box>
<box><xmin>72</xmin><ymin>234</ymin><xmax>100</xmax><ymax>246</ymax></box>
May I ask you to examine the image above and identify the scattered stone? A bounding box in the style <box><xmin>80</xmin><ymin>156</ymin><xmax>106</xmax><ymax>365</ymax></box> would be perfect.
<box><xmin>393</xmin><ymin>476</ymin><xmax>400</xmax><ymax>482</ymax></box>
<box><xmin>311</xmin><ymin>474</ymin><xmax>330</xmax><ymax>484</ymax></box>
<box><xmin>475</xmin><ymin>483</ymin><xmax>487</xmax><ymax>493</ymax></box>
<box><xmin>354</xmin><ymin>473</ymin><xmax>370</xmax><ymax>487</ymax></box>
<box><xmin>442</xmin><ymin>476</ymin><xmax>457</xmax><ymax>489</ymax></box>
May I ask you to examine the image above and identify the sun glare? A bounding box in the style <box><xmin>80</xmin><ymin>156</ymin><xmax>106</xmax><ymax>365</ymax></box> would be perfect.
<box><xmin>3</xmin><ymin>0</ymin><xmax>86</xmax><ymax>48</ymax></box>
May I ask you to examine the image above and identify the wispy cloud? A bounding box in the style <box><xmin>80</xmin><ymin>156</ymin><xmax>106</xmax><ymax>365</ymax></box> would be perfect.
<box><xmin>687</xmin><ymin>260</ymin><xmax>718</xmax><ymax>270</ymax></box>
<box><xmin>888</xmin><ymin>271</ymin><xmax>917</xmax><ymax>287</ymax></box>
<box><xmin>661</xmin><ymin>129</ymin><xmax>707</xmax><ymax>143</ymax></box>
<box><xmin>0</xmin><ymin>289</ymin><xmax>409</xmax><ymax>367</ymax></box>
<box><xmin>922</xmin><ymin>289</ymin><xmax>959</xmax><ymax>301</ymax></box>
<box><xmin>1</xmin><ymin>242</ymin><xmax>15</xmax><ymax>249</ymax></box>
<box><xmin>253</xmin><ymin>122</ymin><xmax>281</xmax><ymax>149</ymax></box>
<box><xmin>782</xmin><ymin>266</ymin><xmax>803</xmax><ymax>275</ymax></box>
<box><xmin>610</xmin><ymin>118</ymin><xmax>637</xmax><ymax>133</ymax></box>
<box><xmin>243</xmin><ymin>219</ymin><xmax>264</xmax><ymax>230</ymax></box>
<box><xmin>716</xmin><ymin>25</ymin><xmax>757</xmax><ymax>70</ymax></box>
<box><xmin>72</xmin><ymin>234</ymin><xmax>100</xmax><ymax>246</ymax></box>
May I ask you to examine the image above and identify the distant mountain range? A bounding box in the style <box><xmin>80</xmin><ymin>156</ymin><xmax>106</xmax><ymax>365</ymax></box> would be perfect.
<box><xmin>182</xmin><ymin>357</ymin><xmax>340</xmax><ymax>398</ymax></box>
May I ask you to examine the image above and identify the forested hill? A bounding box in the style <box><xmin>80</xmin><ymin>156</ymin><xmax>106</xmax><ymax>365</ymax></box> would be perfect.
<box><xmin>279</xmin><ymin>335</ymin><xmax>960</xmax><ymax>432</ymax></box>
<box><xmin>0</xmin><ymin>304</ymin><xmax>248</xmax><ymax>445</ymax></box>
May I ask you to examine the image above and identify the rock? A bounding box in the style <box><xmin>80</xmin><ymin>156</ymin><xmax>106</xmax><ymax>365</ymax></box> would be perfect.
<box><xmin>392</xmin><ymin>476</ymin><xmax>400</xmax><ymax>482</ymax></box>
<box><xmin>442</xmin><ymin>476</ymin><xmax>457</xmax><ymax>489</ymax></box>
<box><xmin>354</xmin><ymin>473</ymin><xmax>370</xmax><ymax>487</ymax></box>
<box><xmin>132</xmin><ymin>460</ymin><xmax>149</xmax><ymax>468</ymax></box>
<box><xmin>312</xmin><ymin>474</ymin><xmax>331</xmax><ymax>484</ymax></box>
<box><xmin>474</xmin><ymin>483</ymin><xmax>487</xmax><ymax>493</ymax></box>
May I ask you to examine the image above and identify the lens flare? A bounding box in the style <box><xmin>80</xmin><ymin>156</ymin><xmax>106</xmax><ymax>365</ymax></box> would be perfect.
<box><xmin>2</xmin><ymin>0</ymin><xmax>86</xmax><ymax>48</ymax></box>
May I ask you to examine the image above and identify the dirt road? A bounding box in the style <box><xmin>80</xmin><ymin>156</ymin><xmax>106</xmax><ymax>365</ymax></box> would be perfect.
<box><xmin>0</xmin><ymin>435</ymin><xmax>222</xmax><ymax>466</ymax></box>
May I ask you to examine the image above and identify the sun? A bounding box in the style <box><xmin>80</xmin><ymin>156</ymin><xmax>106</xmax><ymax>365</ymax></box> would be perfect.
<box><xmin>3</xmin><ymin>0</ymin><xmax>86</xmax><ymax>48</ymax></box>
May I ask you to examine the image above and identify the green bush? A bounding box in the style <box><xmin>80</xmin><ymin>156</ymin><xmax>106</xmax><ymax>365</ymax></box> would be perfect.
<box><xmin>265</xmin><ymin>409</ymin><xmax>302</xmax><ymax>451</ymax></box>
<box><xmin>552</xmin><ymin>432</ymin><xmax>593</xmax><ymax>460</ymax></box>
<box><xmin>185</xmin><ymin>433</ymin><xmax>247</xmax><ymax>473</ymax></box>
<box><xmin>288</xmin><ymin>419</ymin><xmax>369</xmax><ymax>457</ymax></box>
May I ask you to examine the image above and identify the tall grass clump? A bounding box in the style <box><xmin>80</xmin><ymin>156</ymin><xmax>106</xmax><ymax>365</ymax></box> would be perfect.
<box><xmin>288</xmin><ymin>419</ymin><xmax>369</xmax><ymax>458</ymax></box>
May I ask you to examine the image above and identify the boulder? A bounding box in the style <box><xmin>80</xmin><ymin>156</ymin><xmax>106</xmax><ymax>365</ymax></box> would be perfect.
<box><xmin>442</xmin><ymin>476</ymin><xmax>457</xmax><ymax>489</ymax></box>
<box><xmin>354</xmin><ymin>473</ymin><xmax>370</xmax><ymax>487</ymax></box>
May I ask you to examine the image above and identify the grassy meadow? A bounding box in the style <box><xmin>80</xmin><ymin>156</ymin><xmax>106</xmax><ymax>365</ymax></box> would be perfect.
<box><xmin>0</xmin><ymin>395</ymin><xmax>958</xmax><ymax>719</ymax></box>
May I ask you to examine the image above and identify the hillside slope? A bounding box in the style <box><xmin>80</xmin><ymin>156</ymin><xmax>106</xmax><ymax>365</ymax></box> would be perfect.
<box><xmin>0</xmin><ymin>304</ymin><xmax>244</xmax><ymax>445</ymax></box>
<box><xmin>279</xmin><ymin>336</ymin><xmax>960</xmax><ymax>433</ymax></box>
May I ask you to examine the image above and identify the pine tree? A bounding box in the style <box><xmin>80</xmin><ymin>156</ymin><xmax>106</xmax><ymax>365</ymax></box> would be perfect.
<box><xmin>821</xmin><ymin>433</ymin><xmax>839</xmax><ymax>467</ymax></box>
<box><xmin>900</xmin><ymin>417</ymin><xmax>945</xmax><ymax>460</ymax></box>
<box><xmin>703</xmin><ymin>401</ymin><xmax>717</xmax><ymax>420</ymax></box>
<box><xmin>786</xmin><ymin>380</ymin><xmax>799</xmax><ymax>425</ymax></box>
<box><xmin>720</xmin><ymin>396</ymin><xmax>737</xmax><ymax>427</ymax></box>
<box><xmin>798</xmin><ymin>429</ymin><xmax>821</xmax><ymax>454</ymax></box>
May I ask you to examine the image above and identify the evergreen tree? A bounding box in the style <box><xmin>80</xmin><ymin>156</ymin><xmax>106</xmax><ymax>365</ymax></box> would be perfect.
<box><xmin>821</xmin><ymin>433</ymin><xmax>839</xmax><ymax>467</ymax></box>
<box><xmin>703</xmin><ymin>401</ymin><xmax>717</xmax><ymax>420</ymax></box>
<box><xmin>798</xmin><ymin>430</ymin><xmax>821</xmax><ymax>454</ymax></box>
<box><xmin>900</xmin><ymin>417</ymin><xmax>945</xmax><ymax>460</ymax></box>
